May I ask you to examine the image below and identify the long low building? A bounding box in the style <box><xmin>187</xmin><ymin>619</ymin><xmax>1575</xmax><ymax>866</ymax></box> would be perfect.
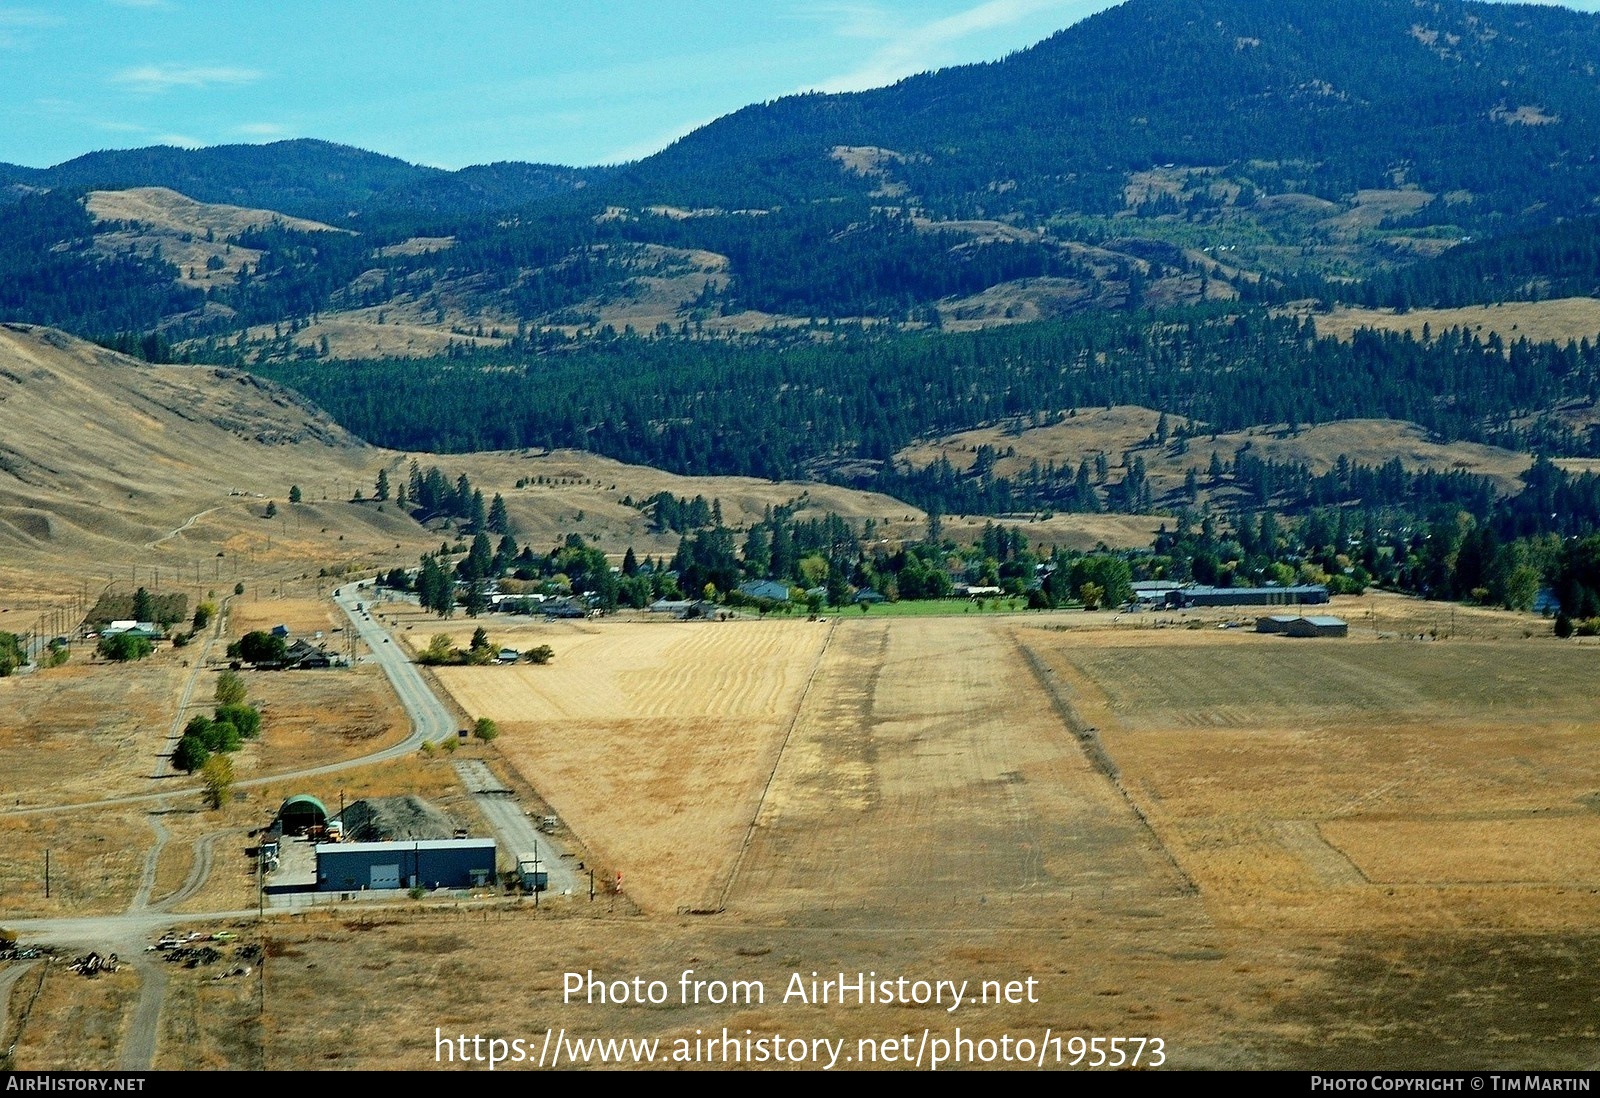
<box><xmin>315</xmin><ymin>837</ymin><xmax>496</xmax><ymax>892</ymax></box>
<box><xmin>1257</xmin><ymin>614</ymin><xmax>1348</xmax><ymax>638</ymax></box>
<box><xmin>1180</xmin><ymin>584</ymin><xmax>1329</xmax><ymax>608</ymax></box>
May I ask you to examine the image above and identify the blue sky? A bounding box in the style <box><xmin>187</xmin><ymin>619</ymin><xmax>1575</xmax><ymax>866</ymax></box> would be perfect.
<box><xmin>5</xmin><ymin>0</ymin><xmax>1600</xmax><ymax>170</ymax></box>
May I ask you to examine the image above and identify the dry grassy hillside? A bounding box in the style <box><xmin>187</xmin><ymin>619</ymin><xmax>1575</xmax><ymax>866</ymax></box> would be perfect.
<box><xmin>86</xmin><ymin>187</ymin><xmax>348</xmax><ymax>292</ymax></box>
<box><xmin>0</xmin><ymin>326</ymin><xmax>932</xmax><ymax>601</ymax></box>
<box><xmin>898</xmin><ymin>405</ymin><xmax>1532</xmax><ymax>508</ymax></box>
<box><xmin>1308</xmin><ymin>297</ymin><xmax>1600</xmax><ymax>347</ymax></box>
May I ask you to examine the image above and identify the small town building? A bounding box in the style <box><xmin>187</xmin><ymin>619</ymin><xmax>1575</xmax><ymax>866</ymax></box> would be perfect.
<box><xmin>737</xmin><ymin>579</ymin><xmax>791</xmax><ymax>602</ymax></box>
<box><xmin>516</xmin><ymin>853</ymin><xmax>549</xmax><ymax>892</ymax></box>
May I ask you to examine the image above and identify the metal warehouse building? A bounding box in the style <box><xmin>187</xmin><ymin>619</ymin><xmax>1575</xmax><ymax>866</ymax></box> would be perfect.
<box><xmin>1180</xmin><ymin>584</ymin><xmax>1329</xmax><ymax>608</ymax></box>
<box><xmin>315</xmin><ymin>837</ymin><xmax>497</xmax><ymax>892</ymax></box>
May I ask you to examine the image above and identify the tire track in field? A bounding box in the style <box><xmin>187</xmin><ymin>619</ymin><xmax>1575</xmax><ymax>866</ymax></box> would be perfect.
<box><xmin>714</xmin><ymin>619</ymin><xmax>838</xmax><ymax>913</ymax></box>
<box><xmin>1014</xmin><ymin>636</ymin><xmax>1198</xmax><ymax>896</ymax></box>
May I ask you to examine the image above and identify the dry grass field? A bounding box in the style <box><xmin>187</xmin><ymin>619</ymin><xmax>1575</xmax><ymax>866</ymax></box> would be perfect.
<box><xmin>7</xmin><ymin>598</ymin><xmax>1600</xmax><ymax>1069</ymax></box>
<box><xmin>1310</xmin><ymin>297</ymin><xmax>1600</xmax><ymax>347</ymax></box>
<box><xmin>306</xmin><ymin>604</ymin><xmax>1599</xmax><ymax>1070</ymax></box>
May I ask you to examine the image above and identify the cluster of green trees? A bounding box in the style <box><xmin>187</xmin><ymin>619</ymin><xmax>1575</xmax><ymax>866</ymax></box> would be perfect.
<box><xmin>87</xmin><ymin>587</ymin><xmax>186</xmax><ymax>630</ymax></box>
<box><xmin>226</xmin><ymin>630</ymin><xmax>287</xmax><ymax>665</ymax></box>
<box><xmin>417</xmin><ymin>627</ymin><xmax>500</xmax><ymax>666</ymax></box>
<box><xmin>172</xmin><ymin>670</ymin><xmax>260</xmax><ymax>775</ymax></box>
<box><xmin>401</xmin><ymin>462</ymin><xmax>510</xmax><ymax>535</ymax></box>
<box><xmin>97</xmin><ymin>632</ymin><xmax>153</xmax><ymax>661</ymax></box>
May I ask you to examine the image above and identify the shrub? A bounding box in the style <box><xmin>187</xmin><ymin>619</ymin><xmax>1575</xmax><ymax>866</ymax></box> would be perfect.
<box><xmin>44</xmin><ymin>638</ymin><xmax>69</xmax><ymax>669</ymax></box>
<box><xmin>201</xmin><ymin>754</ymin><xmax>234</xmax><ymax>810</ymax></box>
<box><xmin>0</xmin><ymin>632</ymin><xmax>21</xmax><ymax>676</ymax></box>
<box><xmin>98</xmin><ymin>633</ymin><xmax>153</xmax><ymax>661</ymax></box>
<box><xmin>215</xmin><ymin>704</ymin><xmax>260</xmax><ymax>738</ymax></box>
<box><xmin>215</xmin><ymin>670</ymin><xmax>247</xmax><ymax>707</ymax></box>
<box><xmin>237</xmin><ymin>631</ymin><xmax>286</xmax><ymax>664</ymax></box>
<box><xmin>473</xmin><ymin>717</ymin><xmax>499</xmax><ymax>743</ymax></box>
<box><xmin>524</xmin><ymin>645</ymin><xmax>555</xmax><ymax>665</ymax></box>
<box><xmin>172</xmin><ymin>734</ymin><xmax>210</xmax><ymax>773</ymax></box>
<box><xmin>418</xmin><ymin>634</ymin><xmax>455</xmax><ymax>665</ymax></box>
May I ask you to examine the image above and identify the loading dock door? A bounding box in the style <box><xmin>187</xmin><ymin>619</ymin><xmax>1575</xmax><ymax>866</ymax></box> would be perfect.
<box><xmin>371</xmin><ymin>864</ymin><xmax>401</xmax><ymax>889</ymax></box>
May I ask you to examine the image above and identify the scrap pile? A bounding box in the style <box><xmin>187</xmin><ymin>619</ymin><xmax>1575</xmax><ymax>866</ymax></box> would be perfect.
<box><xmin>68</xmin><ymin>951</ymin><xmax>119</xmax><ymax>977</ymax></box>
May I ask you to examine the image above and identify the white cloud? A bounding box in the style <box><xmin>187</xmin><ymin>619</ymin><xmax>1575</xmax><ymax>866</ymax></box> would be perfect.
<box><xmin>808</xmin><ymin>0</ymin><xmax>1104</xmax><ymax>93</ymax></box>
<box><xmin>112</xmin><ymin>64</ymin><xmax>262</xmax><ymax>93</ymax></box>
<box><xmin>155</xmin><ymin>132</ymin><xmax>202</xmax><ymax>148</ymax></box>
<box><xmin>597</xmin><ymin>114</ymin><xmax>723</xmax><ymax>166</ymax></box>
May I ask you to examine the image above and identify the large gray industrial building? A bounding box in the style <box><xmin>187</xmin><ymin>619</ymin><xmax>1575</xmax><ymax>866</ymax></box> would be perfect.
<box><xmin>315</xmin><ymin>837</ymin><xmax>497</xmax><ymax>892</ymax></box>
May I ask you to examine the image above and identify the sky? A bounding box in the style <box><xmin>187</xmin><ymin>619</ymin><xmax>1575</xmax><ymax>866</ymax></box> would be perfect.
<box><xmin>4</xmin><ymin>0</ymin><xmax>1600</xmax><ymax>171</ymax></box>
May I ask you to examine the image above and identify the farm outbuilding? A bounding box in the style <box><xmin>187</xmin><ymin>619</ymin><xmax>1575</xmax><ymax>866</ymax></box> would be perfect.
<box><xmin>1256</xmin><ymin>614</ymin><xmax>1348</xmax><ymax>638</ymax></box>
<box><xmin>315</xmin><ymin>837</ymin><xmax>497</xmax><ymax>892</ymax></box>
<box><xmin>276</xmin><ymin>794</ymin><xmax>329</xmax><ymax>836</ymax></box>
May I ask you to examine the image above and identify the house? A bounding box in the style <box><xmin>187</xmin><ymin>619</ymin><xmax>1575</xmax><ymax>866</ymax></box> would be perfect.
<box><xmin>737</xmin><ymin>579</ymin><xmax>791</xmax><ymax>603</ymax></box>
<box><xmin>283</xmin><ymin>638</ymin><xmax>336</xmax><ymax>669</ymax></box>
<box><xmin>496</xmin><ymin>648</ymin><xmax>520</xmax><ymax>664</ymax></box>
<box><xmin>854</xmin><ymin>588</ymin><xmax>887</xmax><ymax>605</ymax></box>
<box><xmin>103</xmin><ymin>620</ymin><xmax>162</xmax><ymax>638</ymax></box>
<box><xmin>649</xmin><ymin>598</ymin><xmax>695</xmax><ymax>614</ymax></box>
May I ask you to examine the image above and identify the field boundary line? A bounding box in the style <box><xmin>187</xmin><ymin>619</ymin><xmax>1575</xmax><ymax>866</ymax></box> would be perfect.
<box><xmin>713</xmin><ymin>618</ymin><xmax>838</xmax><ymax>914</ymax></box>
<box><xmin>1013</xmin><ymin>637</ymin><xmax>1198</xmax><ymax>896</ymax></box>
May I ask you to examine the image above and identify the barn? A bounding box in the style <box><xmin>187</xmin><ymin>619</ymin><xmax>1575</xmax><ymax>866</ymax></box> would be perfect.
<box><xmin>315</xmin><ymin>837</ymin><xmax>497</xmax><ymax>892</ymax></box>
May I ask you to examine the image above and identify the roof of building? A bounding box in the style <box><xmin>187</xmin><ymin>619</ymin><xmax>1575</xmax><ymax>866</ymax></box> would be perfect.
<box><xmin>738</xmin><ymin>580</ymin><xmax>791</xmax><ymax>599</ymax></box>
<box><xmin>315</xmin><ymin>837</ymin><xmax>496</xmax><ymax>855</ymax></box>
<box><xmin>1185</xmin><ymin>584</ymin><xmax>1328</xmax><ymax>597</ymax></box>
<box><xmin>1302</xmin><ymin>616</ymin><xmax>1348</xmax><ymax>627</ymax></box>
<box><xmin>278</xmin><ymin>794</ymin><xmax>328</xmax><ymax>817</ymax></box>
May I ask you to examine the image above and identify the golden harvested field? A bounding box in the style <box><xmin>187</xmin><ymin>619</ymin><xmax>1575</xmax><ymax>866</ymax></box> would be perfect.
<box><xmin>1028</xmin><ymin>622</ymin><xmax>1600</xmax><ymax>934</ymax></box>
<box><xmin>433</xmin><ymin>618</ymin><xmax>834</xmax><ymax>914</ymax></box>
<box><xmin>728</xmin><ymin>616</ymin><xmax>1185</xmax><ymax>925</ymax></box>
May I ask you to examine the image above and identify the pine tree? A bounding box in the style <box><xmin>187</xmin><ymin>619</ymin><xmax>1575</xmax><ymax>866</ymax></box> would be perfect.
<box><xmin>375</xmin><ymin>469</ymin><xmax>391</xmax><ymax>502</ymax></box>
<box><xmin>487</xmin><ymin>493</ymin><xmax>510</xmax><ymax>534</ymax></box>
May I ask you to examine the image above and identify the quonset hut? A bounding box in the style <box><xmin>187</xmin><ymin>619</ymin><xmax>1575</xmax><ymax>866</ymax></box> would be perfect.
<box><xmin>275</xmin><ymin>794</ymin><xmax>329</xmax><ymax>836</ymax></box>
